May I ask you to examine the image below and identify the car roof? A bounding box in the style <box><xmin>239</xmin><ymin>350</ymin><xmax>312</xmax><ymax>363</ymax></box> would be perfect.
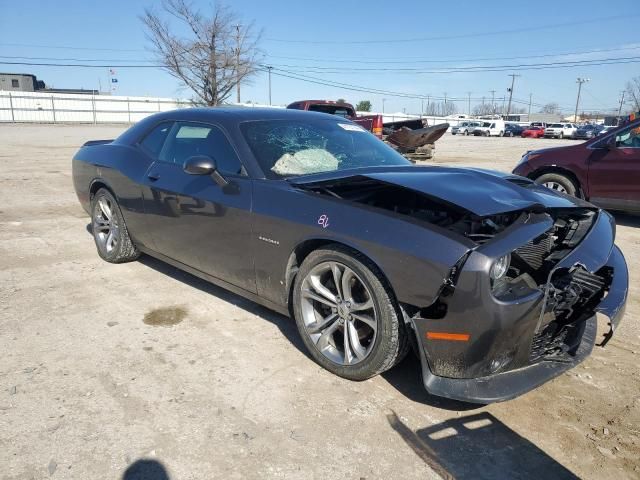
<box><xmin>115</xmin><ymin>107</ymin><xmax>344</xmax><ymax>145</ymax></box>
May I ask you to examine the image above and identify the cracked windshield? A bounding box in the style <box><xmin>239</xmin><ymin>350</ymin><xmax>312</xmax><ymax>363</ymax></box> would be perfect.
<box><xmin>241</xmin><ymin>119</ymin><xmax>410</xmax><ymax>178</ymax></box>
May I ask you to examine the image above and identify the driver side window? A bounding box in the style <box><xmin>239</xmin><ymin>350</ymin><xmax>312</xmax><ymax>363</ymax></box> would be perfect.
<box><xmin>159</xmin><ymin>122</ymin><xmax>244</xmax><ymax>174</ymax></box>
<box><xmin>616</xmin><ymin>125</ymin><xmax>640</xmax><ymax>149</ymax></box>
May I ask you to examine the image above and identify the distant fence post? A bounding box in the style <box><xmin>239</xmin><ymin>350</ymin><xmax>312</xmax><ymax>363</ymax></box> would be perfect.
<box><xmin>8</xmin><ymin>92</ymin><xmax>15</xmax><ymax>122</ymax></box>
<box><xmin>92</xmin><ymin>95</ymin><xmax>97</xmax><ymax>124</ymax></box>
<box><xmin>51</xmin><ymin>95</ymin><xmax>56</xmax><ymax>123</ymax></box>
<box><xmin>157</xmin><ymin>100</ymin><xmax>161</xmax><ymax>112</ymax></box>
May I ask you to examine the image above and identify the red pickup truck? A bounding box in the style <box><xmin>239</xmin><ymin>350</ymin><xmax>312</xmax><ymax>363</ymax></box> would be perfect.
<box><xmin>287</xmin><ymin>100</ymin><xmax>383</xmax><ymax>138</ymax></box>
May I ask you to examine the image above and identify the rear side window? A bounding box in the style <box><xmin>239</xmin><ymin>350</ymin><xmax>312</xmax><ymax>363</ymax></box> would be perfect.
<box><xmin>139</xmin><ymin>122</ymin><xmax>173</xmax><ymax>157</ymax></box>
<box><xmin>159</xmin><ymin>122</ymin><xmax>243</xmax><ymax>174</ymax></box>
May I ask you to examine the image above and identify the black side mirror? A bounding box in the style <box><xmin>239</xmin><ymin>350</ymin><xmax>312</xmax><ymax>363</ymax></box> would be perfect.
<box><xmin>183</xmin><ymin>155</ymin><xmax>228</xmax><ymax>187</ymax></box>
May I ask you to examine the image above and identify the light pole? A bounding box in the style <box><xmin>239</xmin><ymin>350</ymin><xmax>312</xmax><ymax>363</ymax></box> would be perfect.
<box><xmin>506</xmin><ymin>74</ymin><xmax>520</xmax><ymax>117</ymax></box>
<box><xmin>490</xmin><ymin>90</ymin><xmax>496</xmax><ymax>114</ymax></box>
<box><xmin>266</xmin><ymin>66</ymin><xmax>273</xmax><ymax>105</ymax></box>
<box><xmin>528</xmin><ymin>93</ymin><xmax>532</xmax><ymax>119</ymax></box>
<box><xmin>382</xmin><ymin>98</ymin><xmax>386</xmax><ymax>114</ymax></box>
<box><xmin>235</xmin><ymin>24</ymin><xmax>242</xmax><ymax>103</ymax></box>
<box><xmin>467</xmin><ymin>91</ymin><xmax>471</xmax><ymax>116</ymax></box>
<box><xmin>618</xmin><ymin>90</ymin><xmax>626</xmax><ymax>118</ymax></box>
<box><xmin>574</xmin><ymin>77</ymin><xmax>590</xmax><ymax>123</ymax></box>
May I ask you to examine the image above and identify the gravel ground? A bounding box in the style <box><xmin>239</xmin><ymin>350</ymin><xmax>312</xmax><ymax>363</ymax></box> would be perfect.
<box><xmin>1</xmin><ymin>124</ymin><xmax>638</xmax><ymax>479</ymax></box>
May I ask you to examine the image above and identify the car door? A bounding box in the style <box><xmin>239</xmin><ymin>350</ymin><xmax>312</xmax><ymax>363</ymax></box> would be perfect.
<box><xmin>587</xmin><ymin>122</ymin><xmax>640</xmax><ymax>211</ymax></box>
<box><xmin>141</xmin><ymin>121</ymin><xmax>256</xmax><ymax>293</ymax></box>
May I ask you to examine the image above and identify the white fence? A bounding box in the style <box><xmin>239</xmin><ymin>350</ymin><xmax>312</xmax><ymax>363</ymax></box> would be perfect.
<box><xmin>0</xmin><ymin>90</ymin><xmax>191</xmax><ymax>124</ymax></box>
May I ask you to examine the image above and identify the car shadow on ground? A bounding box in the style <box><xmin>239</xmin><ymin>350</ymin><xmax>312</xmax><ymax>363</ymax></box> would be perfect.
<box><xmin>612</xmin><ymin>212</ymin><xmax>640</xmax><ymax>228</ymax></box>
<box><xmin>387</xmin><ymin>410</ymin><xmax>579</xmax><ymax>480</ymax></box>
<box><xmin>137</xmin><ymin>250</ymin><xmax>480</xmax><ymax>411</ymax></box>
<box><xmin>122</xmin><ymin>459</ymin><xmax>170</xmax><ymax>479</ymax></box>
<box><xmin>382</xmin><ymin>355</ymin><xmax>481</xmax><ymax>411</ymax></box>
<box><xmin>135</xmin><ymin>253</ymin><xmax>309</xmax><ymax>357</ymax></box>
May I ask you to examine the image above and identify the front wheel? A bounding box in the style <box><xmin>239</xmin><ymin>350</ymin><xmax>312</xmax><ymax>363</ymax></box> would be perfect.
<box><xmin>292</xmin><ymin>246</ymin><xmax>408</xmax><ymax>381</ymax></box>
<box><xmin>559</xmin><ymin>132</ymin><xmax>564</xmax><ymax>139</ymax></box>
<box><xmin>91</xmin><ymin>188</ymin><xmax>140</xmax><ymax>263</ymax></box>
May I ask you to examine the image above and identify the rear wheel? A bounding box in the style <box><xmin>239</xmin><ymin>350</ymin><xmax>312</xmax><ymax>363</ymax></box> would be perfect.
<box><xmin>559</xmin><ymin>132</ymin><xmax>564</xmax><ymax>139</ymax></box>
<box><xmin>293</xmin><ymin>246</ymin><xmax>408</xmax><ymax>381</ymax></box>
<box><xmin>91</xmin><ymin>188</ymin><xmax>140</xmax><ymax>263</ymax></box>
<box><xmin>535</xmin><ymin>173</ymin><xmax>577</xmax><ymax>197</ymax></box>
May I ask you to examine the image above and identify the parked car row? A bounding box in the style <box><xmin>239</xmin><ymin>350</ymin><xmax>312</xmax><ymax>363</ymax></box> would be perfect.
<box><xmin>452</xmin><ymin>120</ymin><xmax>507</xmax><ymax>136</ymax></box>
<box><xmin>453</xmin><ymin>120</ymin><xmax>616</xmax><ymax>140</ymax></box>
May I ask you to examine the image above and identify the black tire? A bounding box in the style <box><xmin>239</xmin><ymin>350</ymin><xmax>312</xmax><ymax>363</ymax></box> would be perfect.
<box><xmin>292</xmin><ymin>246</ymin><xmax>409</xmax><ymax>381</ymax></box>
<box><xmin>559</xmin><ymin>132</ymin><xmax>564</xmax><ymax>139</ymax></box>
<box><xmin>499</xmin><ymin>130</ymin><xmax>504</xmax><ymax>137</ymax></box>
<box><xmin>91</xmin><ymin>188</ymin><xmax>140</xmax><ymax>263</ymax></box>
<box><xmin>464</xmin><ymin>129</ymin><xmax>469</xmax><ymax>136</ymax></box>
<box><xmin>534</xmin><ymin>173</ymin><xmax>578</xmax><ymax>197</ymax></box>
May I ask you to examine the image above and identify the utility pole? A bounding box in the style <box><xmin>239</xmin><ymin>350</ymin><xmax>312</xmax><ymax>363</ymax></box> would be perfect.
<box><xmin>490</xmin><ymin>90</ymin><xmax>496</xmax><ymax>114</ymax></box>
<box><xmin>235</xmin><ymin>24</ymin><xmax>242</xmax><ymax>103</ymax></box>
<box><xmin>426</xmin><ymin>94</ymin><xmax>431</xmax><ymax>115</ymax></box>
<box><xmin>618</xmin><ymin>90</ymin><xmax>626</xmax><ymax>117</ymax></box>
<box><xmin>506</xmin><ymin>74</ymin><xmax>520</xmax><ymax>118</ymax></box>
<box><xmin>467</xmin><ymin>91</ymin><xmax>471</xmax><ymax>116</ymax></box>
<box><xmin>420</xmin><ymin>98</ymin><xmax>424</xmax><ymax>118</ymax></box>
<box><xmin>266</xmin><ymin>66</ymin><xmax>273</xmax><ymax>105</ymax></box>
<box><xmin>528</xmin><ymin>93</ymin><xmax>532</xmax><ymax>119</ymax></box>
<box><xmin>382</xmin><ymin>98</ymin><xmax>386</xmax><ymax>114</ymax></box>
<box><xmin>574</xmin><ymin>77</ymin><xmax>590</xmax><ymax>123</ymax></box>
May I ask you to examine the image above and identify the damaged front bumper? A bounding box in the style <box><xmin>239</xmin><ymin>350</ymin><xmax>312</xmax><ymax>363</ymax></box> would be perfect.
<box><xmin>412</xmin><ymin>210</ymin><xmax>628</xmax><ymax>403</ymax></box>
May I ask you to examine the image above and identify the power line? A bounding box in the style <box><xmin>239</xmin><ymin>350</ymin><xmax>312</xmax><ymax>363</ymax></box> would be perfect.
<box><xmin>263</xmin><ymin>56</ymin><xmax>640</xmax><ymax>74</ymax></box>
<box><xmin>5</xmin><ymin>54</ymin><xmax>640</xmax><ymax>73</ymax></box>
<box><xmin>264</xmin><ymin>44</ymin><xmax>640</xmax><ymax>65</ymax></box>
<box><xmin>0</xmin><ymin>42</ymin><xmax>146</xmax><ymax>52</ymax></box>
<box><xmin>0</xmin><ymin>59</ymin><xmax>616</xmax><ymax>111</ymax></box>
<box><xmin>0</xmin><ymin>55</ymin><xmax>157</xmax><ymax>63</ymax></box>
<box><xmin>264</xmin><ymin>14</ymin><xmax>638</xmax><ymax>44</ymax></box>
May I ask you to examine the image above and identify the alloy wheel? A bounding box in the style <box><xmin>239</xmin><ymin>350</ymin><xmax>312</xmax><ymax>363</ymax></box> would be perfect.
<box><xmin>542</xmin><ymin>181</ymin><xmax>568</xmax><ymax>194</ymax></box>
<box><xmin>93</xmin><ymin>195</ymin><xmax>120</xmax><ymax>253</ymax></box>
<box><xmin>299</xmin><ymin>261</ymin><xmax>378</xmax><ymax>365</ymax></box>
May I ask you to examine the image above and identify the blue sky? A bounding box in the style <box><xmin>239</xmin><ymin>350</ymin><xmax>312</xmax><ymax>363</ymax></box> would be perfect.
<box><xmin>1</xmin><ymin>0</ymin><xmax>638</xmax><ymax>114</ymax></box>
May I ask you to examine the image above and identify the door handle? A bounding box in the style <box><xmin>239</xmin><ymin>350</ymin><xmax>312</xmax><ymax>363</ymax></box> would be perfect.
<box><xmin>147</xmin><ymin>171</ymin><xmax>160</xmax><ymax>181</ymax></box>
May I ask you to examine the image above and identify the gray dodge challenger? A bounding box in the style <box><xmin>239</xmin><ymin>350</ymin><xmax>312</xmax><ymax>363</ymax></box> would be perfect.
<box><xmin>72</xmin><ymin>108</ymin><xmax>628</xmax><ymax>403</ymax></box>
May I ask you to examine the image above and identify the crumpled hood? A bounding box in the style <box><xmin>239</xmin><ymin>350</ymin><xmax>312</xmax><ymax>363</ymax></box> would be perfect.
<box><xmin>290</xmin><ymin>165</ymin><xmax>594</xmax><ymax>217</ymax></box>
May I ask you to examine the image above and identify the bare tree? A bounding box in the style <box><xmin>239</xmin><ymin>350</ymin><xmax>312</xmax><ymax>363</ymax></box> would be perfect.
<box><xmin>141</xmin><ymin>0</ymin><xmax>262</xmax><ymax>106</ymax></box>
<box><xmin>539</xmin><ymin>102</ymin><xmax>561</xmax><ymax>114</ymax></box>
<box><xmin>425</xmin><ymin>101</ymin><xmax>457</xmax><ymax>117</ymax></box>
<box><xmin>472</xmin><ymin>103</ymin><xmax>498</xmax><ymax>116</ymax></box>
<box><xmin>626</xmin><ymin>77</ymin><xmax>640</xmax><ymax>112</ymax></box>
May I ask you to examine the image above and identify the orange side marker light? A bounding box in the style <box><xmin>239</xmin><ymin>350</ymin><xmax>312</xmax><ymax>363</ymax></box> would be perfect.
<box><xmin>426</xmin><ymin>332</ymin><xmax>470</xmax><ymax>342</ymax></box>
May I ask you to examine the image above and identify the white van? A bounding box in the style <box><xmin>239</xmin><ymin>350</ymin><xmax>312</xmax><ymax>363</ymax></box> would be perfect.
<box><xmin>472</xmin><ymin>120</ymin><xmax>506</xmax><ymax>137</ymax></box>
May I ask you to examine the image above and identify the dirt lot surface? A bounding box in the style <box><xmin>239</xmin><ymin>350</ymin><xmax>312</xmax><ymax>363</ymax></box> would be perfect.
<box><xmin>1</xmin><ymin>124</ymin><xmax>638</xmax><ymax>479</ymax></box>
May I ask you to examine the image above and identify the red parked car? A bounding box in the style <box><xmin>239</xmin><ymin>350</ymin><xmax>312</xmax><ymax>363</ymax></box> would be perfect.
<box><xmin>513</xmin><ymin>118</ymin><xmax>640</xmax><ymax>212</ymax></box>
<box><xmin>521</xmin><ymin>126</ymin><xmax>545</xmax><ymax>138</ymax></box>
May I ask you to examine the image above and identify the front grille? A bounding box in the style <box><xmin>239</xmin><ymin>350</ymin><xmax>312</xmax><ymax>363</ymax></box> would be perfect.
<box><xmin>530</xmin><ymin>267</ymin><xmax>610</xmax><ymax>363</ymax></box>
